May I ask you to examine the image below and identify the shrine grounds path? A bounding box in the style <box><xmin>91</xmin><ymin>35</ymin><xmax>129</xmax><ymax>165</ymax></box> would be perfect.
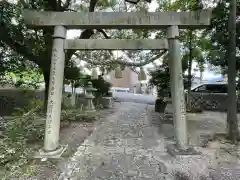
<box><xmin>58</xmin><ymin>102</ymin><xmax>172</xmax><ymax>180</ymax></box>
<box><xmin>57</xmin><ymin>100</ymin><xmax>240</xmax><ymax>180</ymax></box>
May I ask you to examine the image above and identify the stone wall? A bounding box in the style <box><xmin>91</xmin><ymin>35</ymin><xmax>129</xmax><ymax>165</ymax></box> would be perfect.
<box><xmin>0</xmin><ymin>89</ymin><xmax>75</xmax><ymax>116</ymax></box>
<box><xmin>188</xmin><ymin>93</ymin><xmax>240</xmax><ymax>112</ymax></box>
<box><xmin>0</xmin><ymin>89</ymin><xmax>44</xmax><ymax>116</ymax></box>
<box><xmin>0</xmin><ymin>89</ymin><xmax>113</xmax><ymax>116</ymax></box>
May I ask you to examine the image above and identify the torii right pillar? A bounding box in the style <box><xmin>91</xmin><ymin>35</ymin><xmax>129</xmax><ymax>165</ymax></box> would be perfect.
<box><xmin>167</xmin><ymin>25</ymin><xmax>188</xmax><ymax>150</ymax></box>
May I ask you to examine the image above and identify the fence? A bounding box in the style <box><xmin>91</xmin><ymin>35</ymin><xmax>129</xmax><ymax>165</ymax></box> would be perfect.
<box><xmin>188</xmin><ymin>93</ymin><xmax>240</xmax><ymax>112</ymax></box>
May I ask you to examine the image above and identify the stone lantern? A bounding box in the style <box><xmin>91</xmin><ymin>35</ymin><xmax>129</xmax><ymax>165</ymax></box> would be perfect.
<box><xmin>84</xmin><ymin>81</ymin><xmax>97</xmax><ymax>112</ymax></box>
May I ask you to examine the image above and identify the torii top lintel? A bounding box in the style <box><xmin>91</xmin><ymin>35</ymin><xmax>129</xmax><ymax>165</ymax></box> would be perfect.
<box><xmin>23</xmin><ymin>10</ymin><xmax>212</xmax><ymax>29</ymax></box>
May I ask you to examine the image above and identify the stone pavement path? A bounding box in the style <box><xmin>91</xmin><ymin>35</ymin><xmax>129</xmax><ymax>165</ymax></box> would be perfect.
<box><xmin>57</xmin><ymin>102</ymin><xmax>240</xmax><ymax>180</ymax></box>
<box><xmin>58</xmin><ymin>102</ymin><xmax>172</xmax><ymax>180</ymax></box>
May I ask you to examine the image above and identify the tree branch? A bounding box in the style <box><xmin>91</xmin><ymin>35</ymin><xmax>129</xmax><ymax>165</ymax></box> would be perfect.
<box><xmin>65</xmin><ymin>0</ymin><xmax>99</xmax><ymax>62</ymax></box>
<box><xmin>66</xmin><ymin>29</ymin><xmax>111</xmax><ymax>65</ymax></box>
<box><xmin>44</xmin><ymin>0</ymin><xmax>57</xmax><ymax>10</ymax></box>
<box><xmin>89</xmin><ymin>0</ymin><xmax>98</xmax><ymax>12</ymax></box>
<box><xmin>0</xmin><ymin>23</ymin><xmax>40</xmax><ymax>65</ymax></box>
<box><xmin>96</xmin><ymin>29</ymin><xmax>110</xmax><ymax>39</ymax></box>
<box><xmin>130</xmin><ymin>67</ymin><xmax>139</xmax><ymax>74</ymax></box>
<box><xmin>74</xmin><ymin>50</ymin><xmax>167</xmax><ymax>67</ymax></box>
<box><xmin>62</xmin><ymin>0</ymin><xmax>71</xmax><ymax>10</ymax></box>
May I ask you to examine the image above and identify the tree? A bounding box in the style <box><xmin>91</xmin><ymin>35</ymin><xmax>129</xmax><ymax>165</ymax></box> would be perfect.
<box><xmin>200</xmin><ymin>0</ymin><xmax>239</xmax><ymax>142</ymax></box>
<box><xmin>165</xmin><ymin>0</ymin><xmax>205</xmax><ymax>110</ymax></box>
<box><xmin>204</xmin><ymin>0</ymin><xmax>240</xmax><ymax>72</ymax></box>
<box><xmin>149</xmin><ymin>55</ymin><xmax>189</xmax><ymax>98</ymax></box>
<box><xmin>227</xmin><ymin>0</ymin><xmax>239</xmax><ymax>143</ymax></box>
<box><xmin>149</xmin><ymin>62</ymin><xmax>171</xmax><ymax>98</ymax></box>
<box><xmin>0</xmin><ymin>0</ymin><xmax>167</xmax><ymax>109</ymax></box>
<box><xmin>0</xmin><ymin>0</ymin><xmax>118</xmax><ymax>106</ymax></box>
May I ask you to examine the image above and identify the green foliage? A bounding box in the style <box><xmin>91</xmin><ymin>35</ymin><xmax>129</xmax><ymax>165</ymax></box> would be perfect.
<box><xmin>61</xmin><ymin>109</ymin><xmax>98</xmax><ymax>122</ymax></box>
<box><xmin>149</xmin><ymin>60</ymin><xmax>189</xmax><ymax>98</ymax></box>
<box><xmin>204</xmin><ymin>0</ymin><xmax>240</xmax><ymax>72</ymax></box>
<box><xmin>12</xmin><ymin>98</ymin><xmax>44</xmax><ymax>116</ymax></box>
<box><xmin>0</xmin><ymin>136</ymin><xmax>35</xmax><ymax>179</ymax></box>
<box><xmin>0</xmin><ymin>99</ymin><xmax>45</xmax><ymax>178</ymax></box>
<box><xmin>149</xmin><ymin>64</ymin><xmax>171</xmax><ymax>98</ymax></box>
<box><xmin>64</xmin><ymin>61</ymin><xmax>84</xmax><ymax>81</ymax></box>
<box><xmin>82</xmin><ymin>75</ymin><xmax>112</xmax><ymax>98</ymax></box>
<box><xmin>8</xmin><ymin>69</ymin><xmax>44</xmax><ymax>90</ymax></box>
<box><xmin>0</xmin><ymin>96</ymin><xmax>102</xmax><ymax>179</ymax></box>
<box><xmin>0</xmin><ymin>111</ymin><xmax>44</xmax><ymax>178</ymax></box>
<box><xmin>0</xmin><ymin>0</ymin><xmax>119</xmax><ymax>105</ymax></box>
<box><xmin>155</xmin><ymin>0</ymin><xmax>207</xmax><ymax>77</ymax></box>
<box><xmin>91</xmin><ymin>76</ymin><xmax>112</xmax><ymax>97</ymax></box>
<box><xmin>5</xmin><ymin>115</ymin><xmax>44</xmax><ymax>143</ymax></box>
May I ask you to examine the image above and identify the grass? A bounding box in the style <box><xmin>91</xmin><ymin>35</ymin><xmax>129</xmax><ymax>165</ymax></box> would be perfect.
<box><xmin>0</xmin><ymin>103</ymin><xmax>99</xmax><ymax>180</ymax></box>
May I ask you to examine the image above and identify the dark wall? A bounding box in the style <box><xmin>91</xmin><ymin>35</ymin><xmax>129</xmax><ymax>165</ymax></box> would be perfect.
<box><xmin>0</xmin><ymin>89</ymin><xmax>45</xmax><ymax>116</ymax></box>
<box><xmin>188</xmin><ymin>93</ymin><xmax>240</xmax><ymax>112</ymax></box>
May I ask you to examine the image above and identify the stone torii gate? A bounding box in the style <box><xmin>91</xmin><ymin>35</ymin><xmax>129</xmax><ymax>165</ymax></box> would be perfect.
<box><xmin>23</xmin><ymin>10</ymin><xmax>212</xmax><ymax>157</ymax></box>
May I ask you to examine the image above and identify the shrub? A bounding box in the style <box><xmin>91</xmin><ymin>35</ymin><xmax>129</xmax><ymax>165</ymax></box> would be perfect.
<box><xmin>0</xmin><ymin>98</ymin><xmax>45</xmax><ymax>178</ymax></box>
<box><xmin>0</xmin><ymin>112</ymin><xmax>44</xmax><ymax>180</ymax></box>
<box><xmin>0</xmin><ymin>96</ymin><xmax>99</xmax><ymax>179</ymax></box>
<box><xmin>174</xmin><ymin>171</ymin><xmax>191</xmax><ymax>180</ymax></box>
<box><xmin>149</xmin><ymin>64</ymin><xmax>171</xmax><ymax>98</ymax></box>
<box><xmin>0</xmin><ymin>136</ymin><xmax>33</xmax><ymax>171</ymax></box>
<box><xmin>173</xmin><ymin>171</ymin><xmax>211</xmax><ymax>180</ymax></box>
<box><xmin>61</xmin><ymin>108</ymin><xmax>98</xmax><ymax>122</ymax></box>
<box><xmin>149</xmin><ymin>63</ymin><xmax>189</xmax><ymax>98</ymax></box>
<box><xmin>82</xmin><ymin>75</ymin><xmax>112</xmax><ymax>98</ymax></box>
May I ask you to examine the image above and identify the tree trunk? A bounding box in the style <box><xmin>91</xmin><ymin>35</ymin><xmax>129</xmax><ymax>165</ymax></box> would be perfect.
<box><xmin>227</xmin><ymin>0</ymin><xmax>239</xmax><ymax>143</ymax></box>
<box><xmin>187</xmin><ymin>30</ymin><xmax>193</xmax><ymax>111</ymax></box>
<box><xmin>43</xmin><ymin>70</ymin><xmax>50</xmax><ymax>111</ymax></box>
<box><xmin>200</xmin><ymin>70</ymin><xmax>203</xmax><ymax>83</ymax></box>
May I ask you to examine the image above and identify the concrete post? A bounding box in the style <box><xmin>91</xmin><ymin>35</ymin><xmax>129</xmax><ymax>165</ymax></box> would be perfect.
<box><xmin>44</xmin><ymin>26</ymin><xmax>66</xmax><ymax>152</ymax></box>
<box><xmin>167</xmin><ymin>25</ymin><xmax>188</xmax><ymax>149</ymax></box>
<box><xmin>71</xmin><ymin>88</ymin><xmax>76</xmax><ymax>107</ymax></box>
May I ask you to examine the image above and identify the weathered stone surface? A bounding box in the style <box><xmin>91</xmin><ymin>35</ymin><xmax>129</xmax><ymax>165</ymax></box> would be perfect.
<box><xmin>58</xmin><ymin>103</ymin><xmax>170</xmax><ymax>180</ymax></box>
<box><xmin>65</xmin><ymin>39</ymin><xmax>169</xmax><ymax>50</ymax></box>
<box><xmin>100</xmin><ymin>97</ymin><xmax>114</xmax><ymax>109</ymax></box>
<box><xmin>209</xmin><ymin>164</ymin><xmax>240</xmax><ymax>180</ymax></box>
<box><xmin>186</xmin><ymin>93</ymin><xmax>240</xmax><ymax>112</ymax></box>
<box><xmin>166</xmin><ymin>144</ymin><xmax>201</xmax><ymax>157</ymax></box>
<box><xmin>23</xmin><ymin>10</ymin><xmax>212</xmax><ymax>29</ymax></box>
<box><xmin>57</xmin><ymin>102</ymin><xmax>240</xmax><ymax>180</ymax></box>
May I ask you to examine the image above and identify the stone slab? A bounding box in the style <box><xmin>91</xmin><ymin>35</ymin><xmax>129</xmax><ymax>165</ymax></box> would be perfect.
<box><xmin>23</xmin><ymin>10</ymin><xmax>212</xmax><ymax>29</ymax></box>
<box><xmin>34</xmin><ymin>144</ymin><xmax>68</xmax><ymax>160</ymax></box>
<box><xmin>166</xmin><ymin>144</ymin><xmax>201</xmax><ymax>157</ymax></box>
<box><xmin>210</xmin><ymin>164</ymin><xmax>240</xmax><ymax>180</ymax></box>
<box><xmin>64</xmin><ymin>39</ymin><xmax>169</xmax><ymax>50</ymax></box>
<box><xmin>100</xmin><ymin>97</ymin><xmax>114</xmax><ymax>108</ymax></box>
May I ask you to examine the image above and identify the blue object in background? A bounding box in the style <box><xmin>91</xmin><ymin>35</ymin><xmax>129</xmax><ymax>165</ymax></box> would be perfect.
<box><xmin>207</xmin><ymin>76</ymin><xmax>225</xmax><ymax>83</ymax></box>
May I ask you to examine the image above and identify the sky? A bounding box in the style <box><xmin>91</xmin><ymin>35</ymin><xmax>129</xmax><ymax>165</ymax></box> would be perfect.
<box><xmin>67</xmin><ymin>0</ymin><xmax>220</xmax><ymax>80</ymax></box>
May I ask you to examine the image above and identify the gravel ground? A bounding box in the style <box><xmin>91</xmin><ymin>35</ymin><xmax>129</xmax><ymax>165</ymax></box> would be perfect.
<box><xmin>25</xmin><ymin>106</ymin><xmax>117</xmax><ymax>180</ymax></box>
<box><xmin>57</xmin><ymin>102</ymin><xmax>240</xmax><ymax>180</ymax></box>
<box><xmin>14</xmin><ymin>101</ymin><xmax>240</xmax><ymax>180</ymax></box>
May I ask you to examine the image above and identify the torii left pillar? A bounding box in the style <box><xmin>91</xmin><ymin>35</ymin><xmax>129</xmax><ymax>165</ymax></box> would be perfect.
<box><xmin>39</xmin><ymin>25</ymin><xmax>67</xmax><ymax>157</ymax></box>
